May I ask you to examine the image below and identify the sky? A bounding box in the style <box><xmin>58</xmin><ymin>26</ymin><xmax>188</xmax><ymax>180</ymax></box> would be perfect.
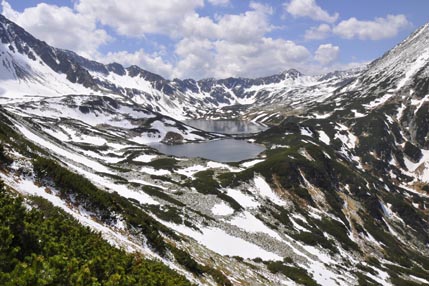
<box><xmin>1</xmin><ymin>0</ymin><xmax>428</xmax><ymax>79</ymax></box>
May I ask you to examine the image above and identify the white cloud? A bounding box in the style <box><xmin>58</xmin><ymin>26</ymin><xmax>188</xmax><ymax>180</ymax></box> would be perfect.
<box><xmin>1</xmin><ymin>0</ymin><xmax>18</xmax><ymax>20</ymax></box>
<box><xmin>218</xmin><ymin>38</ymin><xmax>311</xmax><ymax>77</ymax></box>
<box><xmin>285</xmin><ymin>0</ymin><xmax>338</xmax><ymax>23</ymax></box>
<box><xmin>75</xmin><ymin>0</ymin><xmax>204</xmax><ymax>38</ymax></box>
<box><xmin>100</xmin><ymin>49</ymin><xmax>175</xmax><ymax>78</ymax></box>
<box><xmin>333</xmin><ymin>14</ymin><xmax>410</xmax><ymax>40</ymax></box>
<box><xmin>208</xmin><ymin>0</ymin><xmax>230</xmax><ymax>6</ymax></box>
<box><xmin>1</xmin><ymin>1</ymin><xmax>110</xmax><ymax>58</ymax></box>
<box><xmin>174</xmin><ymin>37</ymin><xmax>311</xmax><ymax>79</ymax></box>
<box><xmin>181</xmin><ymin>2</ymin><xmax>273</xmax><ymax>42</ymax></box>
<box><xmin>304</xmin><ymin>24</ymin><xmax>331</xmax><ymax>40</ymax></box>
<box><xmin>174</xmin><ymin>38</ymin><xmax>216</xmax><ymax>78</ymax></box>
<box><xmin>216</xmin><ymin>3</ymin><xmax>273</xmax><ymax>42</ymax></box>
<box><xmin>314</xmin><ymin>44</ymin><xmax>339</xmax><ymax>65</ymax></box>
<box><xmin>75</xmin><ymin>0</ymin><xmax>273</xmax><ymax>43</ymax></box>
<box><xmin>0</xmin><ymin>0</ymin><xmax>360</xmax><ymax>79</ymax></box>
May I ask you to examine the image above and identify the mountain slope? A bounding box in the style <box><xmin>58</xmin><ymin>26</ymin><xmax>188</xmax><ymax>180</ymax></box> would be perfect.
<box><xmin>1</xmin><ymin>13</ymin><xmax>429</xmax><ymax>286</ymax></box>
<box><xmin>0</xmin><ymin>14</ymin><xmax>362</xmax><ymax>122</ymax></box>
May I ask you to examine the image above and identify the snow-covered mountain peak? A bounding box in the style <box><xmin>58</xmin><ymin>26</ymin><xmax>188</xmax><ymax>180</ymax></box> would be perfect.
<box><xmin>0</xmin><ymin>14</ymin><xmax>363</xmax><ymax>122</ymax></box>
<box><xmin>281</xmin><ymin>68</ymin><xmax>303</xmax><ymax>79</ymax></box>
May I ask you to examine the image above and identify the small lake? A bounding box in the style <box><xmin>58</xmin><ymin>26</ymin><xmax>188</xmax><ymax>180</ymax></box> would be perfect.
<box><xmin>150</xmin><ymin>139</ymin><xmax>265</xmax><ymax>162</ymax></box>
<box><xmin>184</xmin><ymin>119</ymin><xmax>267</xmax><ymax>134</ymax></box>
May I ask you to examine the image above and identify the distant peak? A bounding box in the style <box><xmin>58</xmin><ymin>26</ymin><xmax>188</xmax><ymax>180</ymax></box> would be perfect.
<box><xmin>126</xmin><ymin>65</ymin><xmax>165</xmax><ymax>81</ymax></box>
<box><xmin>281</xmin><ymin>68</ymin><xmax>303</xmax><ymax>78</ymax></box>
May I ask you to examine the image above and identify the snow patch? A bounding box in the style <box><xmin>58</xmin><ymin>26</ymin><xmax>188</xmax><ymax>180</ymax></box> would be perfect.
<box><xmin>318</xmin><ymin>131</ymin><xmax>331</xmax><ymax>145</ymax></box>
<box><xmin>141</xmin><ymin>166</ymin><xmax>171</xmax><ymax>176</ymax></box>
<box><xmin>241</xmin><ymin>159</ymin><xmax>264</xmax><ymax>168</ymax></box>
<box><xmin>211</xmin><ymin>202</ymin><xmax>235</xmax><ymax>216</ymax></box>
<box><xmin>253</xmin><ymin>176</ymin><xmax>285</xmax><ymax>206</ymax></box>
<box><xmin>229</xmin><ymin>211</ymin><xmax>282</xmax><ymax>240</ymax></box>
<box><xmin>226</xmin><ymin>188</ymin><xmax>260</xmax><ymax>209</ymax></box>
<box><xmin>133</xmin><ymin>154</ymin><xmax>158</xmax><ymax>163</ymax></box>
<box><xmin>162</xmin><ymin>222</ymin><xmax>282</xmax><ymax>260</ymax></box>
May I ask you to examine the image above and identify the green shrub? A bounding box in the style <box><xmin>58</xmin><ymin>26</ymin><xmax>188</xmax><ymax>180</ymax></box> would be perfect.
<box><xmin>266</xmin><ymin>261</ymin><xmax>319</xmax><ymax>286</ymax></box>
<box><xmin>192</xmin><ymin>171</ymin><xmax>242</xmax><ymax>211</ymax></box>
<box><xmin>147</xmin><ymin>158</ymin><xmax>178</xmax><ymax>170</ymax></box>
<box><xmin>168</xmin><ymin>245</ymin><xmax>233</xmax><ymax>285</ymax></box>
<box><xmin>0</xmin><ymin>183</ymin><xmax>192</xmax><ymax>286</ymax></box>
<box><xmin>0</xmin><ymin>145</ymin><xmax>13</xmax><ymax>166</ymax></box>
<box><xmin>32</xmin><ymin>157</ymin><xmax>175</xmax><ymax>255</ymax></box>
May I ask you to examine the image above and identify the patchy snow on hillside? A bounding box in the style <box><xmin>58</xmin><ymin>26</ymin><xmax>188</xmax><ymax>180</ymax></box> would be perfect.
<box><xmin>175</xmin><ymin>165</ymin><xmax>208</xmax><ymax>178</ymax></box>
<box><xmin>141</xmin><ymin>166</ymin><xmax>171</xmax><ymax>176</ymax></box>
<box><xmin>163</xmin><ymin>222</ymin><xmax>282</xmax><ymax>260</ymax></box>
<box><xmin>129</xmin><ymin>179</ymin><xmax>168</xmax><ymax>190</ymax></box>
<box><xmin>318</xmin><ymin>130</ymin><xmax>331</xmax><ymax>145</ymax></box>
<box><xmin>15</xmin><ymin>122</ymin><xmax>113</xmax><ymax>174</ymax></box>
<box><xmin>229</xmin><ymin>211</ymin><xmax>282</xmax><ymax>240</ymax></box>
<box><xmin>403</xmin><ymin>149</ymin><xmax>429</xmax><ymax>183</ymax></box>
<box><xmin>133</xmin><ymin>154</ymin><xmax>158</xmax><ymax>163</ymax></box>
<box><xmin>226</xmin><ymin>188</ymin><xmax>260</xmax><ymax>209</ymax></box>
<box><xmin>207</xmin><ymin>161</ymin><xmax>242</xmax><ymax>172</ymax></box>
<box><xmin>241</xmin><ymin>159</ymin><xmax>264</xmax><ymax>168</ymax></box>
<box><xmin>253</xmin><ymin>176</ymin><xmax>285</xmax><ymax>206</ymax></box>
<box><xmin>1</xmin><ymin>175</ymin><xmax>152</xmax><ymax>255</ymax></box>
<box><xmin>0</xmin><ymin>46</ymin><xmax>96</xmax><ymax>100</ymax></box>
<box><xmin>300</xmin><ymin>127</ymin><xmax>313</xmax><ymax>137</ymax></box>
<box><xmin>335</xmin><ymin>124</ymin><xmax>357</xmax><ymax>150</ymax></box>
<box><xmin>211</xmin><ymin>202</ymin><xmax>235</xmax><ymax>216</ymax></box>
<box><xmin>351</xmin><ymin>109</ymin><xmax>366</xmax><ymax>118</ymax></box>
<box><xmin>395</xmin><ymin>47</ymin><xmax>429</xmax><ymax>91</ymax></box>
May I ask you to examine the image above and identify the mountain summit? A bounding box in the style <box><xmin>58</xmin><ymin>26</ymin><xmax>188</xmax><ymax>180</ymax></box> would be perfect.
<box><xmin>0</xmin><ymin>13</ymin><xmax>361</xmax><ymax>121</ymax></box>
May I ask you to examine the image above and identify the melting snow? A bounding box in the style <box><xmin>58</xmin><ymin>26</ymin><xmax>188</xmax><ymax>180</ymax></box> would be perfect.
<box><xmin>241</xmin><ymin>159</ymin><xmax>264</xmax><ymax>168</ymax></box>
<box><xmin>363</xmin><ymin>93</ymin><xmax>395</xmax><ymax>109</ymax></box>
<box><xmin>207</xmin><ymin>161</ymin><xmax>242</xmax><ymax>172</ymax></box>
<box><xmin>229</xmin><ymin>211</ymin><xmax>282</xmax><ymax>240</ymax></box>
<box><xmin>133</xmin><ymin>154</ymin><xmax>158</xmax><ymax>163</ymax></box>
<box><xmin>403</xmin><ymin>149</ymin><xmax>429</xmax><ymax>182</ymax></box>
<box><xmin>211</xmin><ymin>202</ymin><xmax>235</xmax><ymax>216</ymax></box>
<box><xmin>163</xmin><ymin>222</ymin><xmax>282</xmax><ymax>260</ymax></box>
<box><xmin>15</xmin><ymin>123</ymin><xmax>113</xmax><ymax>174</ymax></box>
<box><xmin>176</xmin><ymin>165</ymin><xmax>208</xmax><ymax>178</ymax></box>
<box><xmin>253</xmin><ymin>176</ymin><xmax>285</xmax><ymax>206</ymax></box>
<box><xmin>300</xmin><ymin>127</ymin><xmax>313</xmax><ymax>137</ymax></box>
<box><xmin>226</xmin><ymin>188</ymin><xmax>260</xmax><ymax>209</ymax></box>
<box><xmin>3</xmin><ymin>176</ymin><xmax>150</xmax><ymax>254</ymax></box>
<box><xmin>335</xmin><ymin>124</ymin><xmax>357</xmax><ymax>150</ymax></box>
<box><xmin>312</xmin><ymin>112</ymin><xmax>332</xmax><ymax>119</ymax></box>
<box><xmin>395</xmin><ymin>47</ymin><xmax>429</xmax><ymax>91</ymax></box>
<box><xmin>141</xmin><ymin>166</ymin><xmax>171</xmax><ymax>176</ymax></box>
<box><xmin>318</xmin><ymin>131</ymin><xmax>331</xmax><ymax>145</ymax></box>
<box><xmin>351</xmin><ymin>109</ymin><xmax>366</xmax><ymax>118</ymax></box>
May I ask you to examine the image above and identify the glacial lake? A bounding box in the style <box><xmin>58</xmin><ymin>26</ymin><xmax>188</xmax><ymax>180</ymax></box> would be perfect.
<box><xmin>184</xmin><ymin>119</ymin><xmax>267</xmax><ymax>134</ymax></box>
<box><xmin>150</xmin><ymin>139</ymin><xmax>265</xmax><ymax>162</ymax></box>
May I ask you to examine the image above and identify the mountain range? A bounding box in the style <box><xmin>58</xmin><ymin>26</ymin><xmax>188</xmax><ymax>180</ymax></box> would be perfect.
<box><xmin>0</xmin><ymin>13</ymin><xmax>429</xmax><ymax>286</ymax></box>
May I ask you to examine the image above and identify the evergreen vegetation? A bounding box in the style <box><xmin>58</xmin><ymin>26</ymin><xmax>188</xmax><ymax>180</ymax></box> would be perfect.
<box><xmin>266</xmin><ymin>260</ymin><xmax>319</xmax><ymax>286</ymax></box>
<box><xmin>32</xmin><ymin>157</ymin><xmax>177</xmax><ymax>255</ymax></box>
<box><xmin>191</xmin><ymin>170</ymin><xmax>242</xmax><ymax>211</ymax></box>
<box><xmin>0</xmin><ymin>180</ymin><xmax>192</xmax><ymax>286</ymax></box>
<box><xmin>0</xmin><ymin>145</ymin><xmax>13</xmax><ymax>166</ymax></box>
